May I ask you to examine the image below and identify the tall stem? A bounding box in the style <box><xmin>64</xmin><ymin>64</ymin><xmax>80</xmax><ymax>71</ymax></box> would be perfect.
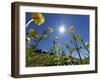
<box><xmin>68</xmin><ymin>47</ymin><xmax>72</xmax><ymax>57</ymax></box>
<box><xmin>66</xmin><ymin>45</ymin><xmax>73</xmax><ymax>64</ymax></box>
<box><xmin>81</xmin><ymin>40</ymin><xmax>89</xmax><ymax>54</ymax></box>
<box><xmin>26</xmin><ymin>19</ymin><xmax>34</xmax><ymax>27</ymax></box>
<box><xmin>72</xmin><ymin>33</ymin><xmax>83</xmax><ymax>64</ymax></box>
<box><xmin>58</xmin><ymin>46</ymin><xmax>60</xmax><ymax>65</ymax></box>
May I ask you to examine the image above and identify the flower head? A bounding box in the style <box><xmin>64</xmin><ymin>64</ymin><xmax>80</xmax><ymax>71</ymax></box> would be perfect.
<box><xmin>48</xmin><ymin>27</ymin><xmax>53</xmax><ymax>33</ymax></box>
<box><xmin>26</xmin><ymin>37</ymin><xmax>30</xmax><ymax>43</ymax></box>
<box><xmin>41</xmin><ymin>33</ymin><xmax>47</xmax><ymax>39</ymax></box>
<box><xmin>76</xmin><ymin>35</ymin><xmax>81</xmax><ymax>41</ymax></box>
<box><xmin>55</xmin><ymin>36</ymin><xmax>58</xmax><ymax>41</ymax></box>
<box><xmin>29</xmin><ymin>29</ymin><xmax>39</xmax><ymax>39</ymax></box>
<box><xmin>69</xmin><ymin>26</ymin><xmax>75</xmax><ymax>32</ymax></box>
<box><xmin>31</xmin><ymin>13</ymin><xmax>45</xmax><ymax>25</ymax></box>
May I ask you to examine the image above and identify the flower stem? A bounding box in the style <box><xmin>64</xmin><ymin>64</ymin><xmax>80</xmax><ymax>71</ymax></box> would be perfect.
<box><xmin>32</xmin><ymin>38</ymin><xmax>41</xmax><ymax>51</ymax></box>
<box><xmin>66</xmin><ymin>45</ymin><xmax>73</xmax><ymax>64</ymax></box>
<box><xmin>26</xmin><ymin>19</ymin><xmax>34</xmax><ymax>27</ymax></box>
<box><xmin>72</xmin><ymin>33</ymin><xmax>83</xmax><ymax>64</ymax></box>
<box><xmin>81</xmin><ymin>40</ymin><xmax>89</xmax><ymax>54</ymax></box>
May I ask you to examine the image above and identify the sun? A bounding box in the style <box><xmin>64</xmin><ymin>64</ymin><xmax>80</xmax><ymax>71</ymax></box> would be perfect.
<box><xmin>59</xmin><ymin>26</ymin><xmax>66</xmax><ymax>34</ymax></box>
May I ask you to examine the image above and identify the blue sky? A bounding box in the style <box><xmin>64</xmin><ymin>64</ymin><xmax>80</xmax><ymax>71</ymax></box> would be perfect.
<box><xmin>26</xmin><ymin>12</ymin><xmax>89</xmax><ymax>58</ymax></box>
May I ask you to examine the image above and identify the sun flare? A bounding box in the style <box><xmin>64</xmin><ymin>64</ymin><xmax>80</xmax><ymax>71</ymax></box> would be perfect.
<box><xmin>59</xmin><ymin>26</ymin><xmax>66</xmax><ymax>34</ymax></box>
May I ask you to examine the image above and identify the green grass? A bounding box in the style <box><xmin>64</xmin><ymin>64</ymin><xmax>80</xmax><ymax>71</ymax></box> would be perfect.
<box><xmin>26</xmin><ymin>46</ymin><xmax>89</xmax><ymax>67</ymax></box>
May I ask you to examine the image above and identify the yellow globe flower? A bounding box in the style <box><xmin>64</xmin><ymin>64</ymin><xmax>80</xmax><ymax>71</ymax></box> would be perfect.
<box><xmin>48</xmin><ymin>27</ymin><xmax>53</xmax><ymax>33</ymax></box>
<box><xmin>76</xmin><ymin>35</ymin><xmax>81</xmax><ymax>41</ymax></box>
<box><xmin>69</xmin><ymin>26</ymin><xmax>75</xmax><ymax>32</ymax></box>
<box><xmin>29</xmin><ymin>29</ymin><xmax>39</xmax><ymax>39</ymax></box>
<box><xmin>31</xmin><ymin>13</ymin><xmax>45</xmax><ymax>25</ymax></box>
<box><xmin>26</xmin><ymin>37</ymin><xmax>30</xmax><ymax>43</ymax></box>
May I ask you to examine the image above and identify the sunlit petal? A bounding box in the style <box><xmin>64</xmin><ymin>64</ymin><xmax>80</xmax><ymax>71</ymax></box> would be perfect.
<box><xmin>31</xmin><ymin>13</ymin><xmax>45</xmax><ymax>25</ymax></box>
<box><xmin>69</xmin><ymin>26</ymin><xmax>75</xmax><ymax>32</ymax></box>
<box><xmin>76</xmin><ymin>35</ymin><xmax>81</xmax><ymax>41</ymax></box>
<box><xmin>48</xmin><ymin>27</ymin><xmax>53</xmax><ymax>33</ymax></box>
